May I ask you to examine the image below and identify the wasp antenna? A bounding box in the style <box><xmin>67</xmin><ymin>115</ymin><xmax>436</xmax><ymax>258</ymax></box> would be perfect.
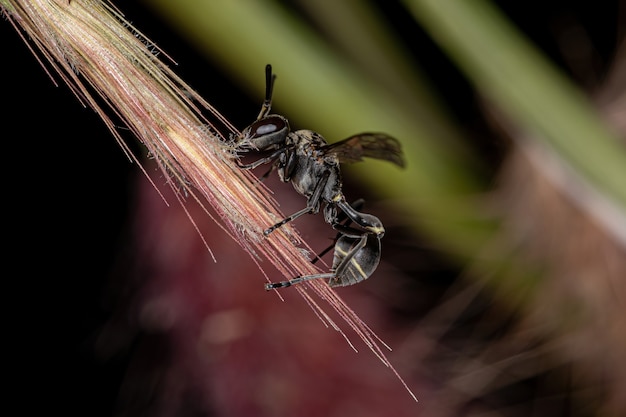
<box><xmin>265</xmin><ymin>64</ymin><xmax>274</xmax><ymax>100</ymax></box>
<box><xmin>257</xmin><ymin>64</ymin><xmax>276</xmax><ymax>120</ymax></box>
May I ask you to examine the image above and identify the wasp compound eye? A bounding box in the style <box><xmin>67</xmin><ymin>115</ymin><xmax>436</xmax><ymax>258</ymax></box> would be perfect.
<box><xmin>243</xmin><ymin>115</ymin><xmax>290</xmax><ymax>150</ymax></box>
<box><xmin>249</xmin><ymin>116</ymin><xmax>288</xmax><ymax>138</ymax></box>
<box><xmin>253</xmin><ymin>119</ymin><xmax>281</xmax><ymax>136</ymax></box>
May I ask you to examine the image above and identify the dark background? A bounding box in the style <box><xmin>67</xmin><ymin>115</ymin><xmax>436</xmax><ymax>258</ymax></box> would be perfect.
<box><xmin>2</xmin><ymin>1</ymin><xmax>622</xmax><ymax>416</ymax></box>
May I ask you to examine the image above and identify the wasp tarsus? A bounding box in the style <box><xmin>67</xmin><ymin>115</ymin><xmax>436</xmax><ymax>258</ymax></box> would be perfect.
<box><xmin>235</xmin><ymin>65</ymin><xmax>404</xmax><ymax>289</ymax></box>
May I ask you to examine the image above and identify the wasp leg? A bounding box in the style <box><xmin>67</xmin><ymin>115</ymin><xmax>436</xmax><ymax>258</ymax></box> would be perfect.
<box><xmin>329</xmin><ymin>234</ymin><xmax>380</xmax><ymax>287</ymax></box>
<box><xmin>265</xmin><ymin>234</ymin><xmax>369</xmax><ymax>290</ymax></box>
<box><xmin>263</xmin><ymin>206</ymin><xmax>314</xmax><ymax>236</ymax></box>
<box><xmin>332</xmin><ymin>223</ymin><xmax>374</xmax><ymax>238</ymax></box>
<box><xmin>265</xmin><ymin>273</ymin><xmax>335</xmax><ymax>290</ymax></box>
<box><xmin>258</xmin><ymin>165</ymin><xmax>276</xmax><ymax>182</ymax></box>
<box><xmin>331</xmin><ymin>234</ymin><xmax>368</xmax><ymax>277</ymax></box>
<box><xmin>263</xmin><ymin>171</ymin><xmax>331</xmax><ymax>235</ymax></box>
<box><xmin>312</xmin><ymin>199</ymin><xmax>365</xmax><ymax>264</ymax></box>
<box><xmin>237</xmin><ymin>148</ymin><xmax>283</xmax><ymax>170</ymax></box>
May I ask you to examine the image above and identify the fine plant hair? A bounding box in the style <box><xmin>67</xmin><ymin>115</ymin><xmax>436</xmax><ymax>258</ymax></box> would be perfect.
<box><xmin>1</xmin><ymin>0</ymin><xmax>417</xmax><ymax>402</ymax></box>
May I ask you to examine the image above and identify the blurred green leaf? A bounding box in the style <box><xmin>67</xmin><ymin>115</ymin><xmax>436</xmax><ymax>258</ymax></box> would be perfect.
<box><xmin>403</xmin><ymin>0</ymin><xmax>626</xmax><ymax>211</ymax></box>
<box><xmin>143</xmin><ymin>0</ymin><xmax>625</xmax><ymax>270</ymax></box>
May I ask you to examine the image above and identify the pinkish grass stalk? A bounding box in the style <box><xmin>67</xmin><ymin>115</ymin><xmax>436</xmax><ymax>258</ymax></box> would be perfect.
<box><xmin>2</xmin><ymin>0</ymin><xmax>417</xmax><ymax>401</ymax></box>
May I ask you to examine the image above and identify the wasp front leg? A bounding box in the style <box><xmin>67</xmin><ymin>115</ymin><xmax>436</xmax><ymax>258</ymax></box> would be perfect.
<box><xmin>236</xmin><ymin>148</ymin><xmax>283</xmax><ymax>170</ymax></box>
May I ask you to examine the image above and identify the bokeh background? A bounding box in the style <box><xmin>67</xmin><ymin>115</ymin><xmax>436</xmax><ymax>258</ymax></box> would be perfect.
<box><xmin>4</xmin><ymin>1</ymin><xmax>625</xmax><ymax>416</ymax></box>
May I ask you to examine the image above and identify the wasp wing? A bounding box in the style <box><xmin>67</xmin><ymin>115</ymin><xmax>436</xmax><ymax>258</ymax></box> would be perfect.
<box><xmin>323</xmin><ymin>133</ymin><xmax>405</xmax><ymax>168</ymax></box>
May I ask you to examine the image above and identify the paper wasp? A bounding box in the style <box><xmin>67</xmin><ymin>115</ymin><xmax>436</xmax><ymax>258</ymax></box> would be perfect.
<box><xmin>235</xmin><ymin>65</ymin><xmax>405</xmax><ymax>288</ymax></box>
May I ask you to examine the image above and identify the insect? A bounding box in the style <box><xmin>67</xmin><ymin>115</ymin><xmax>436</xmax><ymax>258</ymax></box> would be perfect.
<box><xmin>235</xmin><ymin>65</ymin><xmax>405</xmax><ymax>288</ymax></box>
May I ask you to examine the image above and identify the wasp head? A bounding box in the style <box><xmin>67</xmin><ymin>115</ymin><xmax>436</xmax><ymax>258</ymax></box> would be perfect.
<box><xmin>238</xmin><ymin>114</ymin><xmax>290</xmax><ymax>151</ymax></box>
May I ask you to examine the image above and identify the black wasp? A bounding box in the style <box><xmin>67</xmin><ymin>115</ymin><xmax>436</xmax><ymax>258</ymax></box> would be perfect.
<box><xmin>235</xmin><ymin>65</ymin><xmax>405</xmax><ymax>289</ymax></box>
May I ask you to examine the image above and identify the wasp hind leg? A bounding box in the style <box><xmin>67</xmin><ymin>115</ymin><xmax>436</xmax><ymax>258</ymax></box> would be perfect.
<box><xmin>265</xmin><ymin>272</ymin><xmax>335</xmax><ymax>290</ymax></box>
<box><xmin>312</xmin><ymin>199</ymin><xmax>365</xmax><ymax>264</ymax></box>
